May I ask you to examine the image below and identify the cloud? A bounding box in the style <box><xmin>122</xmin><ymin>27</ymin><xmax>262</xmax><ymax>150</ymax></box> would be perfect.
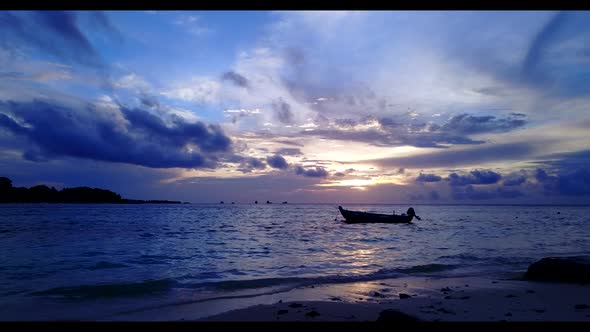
<box><xmin>416</xmin><ymin>173</ymin><xmax>442</xmax><ymax>182</ymax></box>
<box><xmin>0</xmin><ymin>99</ymin><xmax>233</xmax><ymax>169</ymax></box>
<box><xmin>447</xmin><ymin>170</ymin><xmax>502</xmax><ymax>186</ymax></box>
<box><xmin>294</xmin><ymin>112</ymin><xmax>527</xmax><ymax>149</ymax></box>
<box><xmin>522</xmin><ymin>11</ymin><xmax>568</xmax><ymax>83</ymax></box>
<box><xmin>266</xmin><ymin>154</ymin><xmax>289</xmax><ymax>170</ymax></box>
<box><xmin>0</xmin><ymin>11</ymin><xmax>117</xmax><ymax>68</ymax></box>
<box><xmin>161</xmin><ymin>77</ymin><xmax>220</xmax><ymax>104</ymax></box>
<box><xmin>236</xmin><ymin>157</ymin><xmax>266</xmax><ymax>173</ymax></box>
<box><xmin>502</xmin><ymin>173</ymin><xmax>527</xmax><ymax>186</ymax></box>
<box><xmin>557</xmin><ymin>168</ymin><xmax>590</xmax><ymax>196</ymax></box>
<box><xmin>221</xmin><ymin>71</ymin><xmax>249</xmax><ymax>88</ymax></box>
<box><xmin>273</xmin><ymin>99</ymin><xmax>294</xmax><ymax>124</ymax></box>
<box><xmin>440</xmin><ymin>113</ymin><xmax>527</xmax><ymax>135</ymax></box>
<box><xmin>536</xmin><ymin>167</ymin><xmax>590</xmax><ymax>196</ymax></box>
<box><xmin>295</xmin><ymin>165</ymin><xmax>329</xmax><ymax>178</ymax></box>
<box><xmin>300</xmin><ymin>127</ymin><xmax>484</xmax><ymax>149</ymax></box>
<box><xmin>274</xmin><ymin>147</ymin><xmax>302</xmax><ymax>156</ymax></box>
<box><xmin>173</xmin><ymin>14</ymin><xmax>209</xmax><ymax>36</ymax></box>
<box><xmin>370</xmin><ymin>142</ymin><xmax>536</xmax><ymax>169</ymax></box>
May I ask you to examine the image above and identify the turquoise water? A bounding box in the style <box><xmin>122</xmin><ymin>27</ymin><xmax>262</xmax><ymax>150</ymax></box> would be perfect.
<box><xmin>0</xmin><ymin>204</ymin><xmax>589</xmax><ymax>320</ymax></box>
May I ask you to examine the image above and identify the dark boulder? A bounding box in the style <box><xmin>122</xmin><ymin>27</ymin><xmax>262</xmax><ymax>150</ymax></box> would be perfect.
<box><xmin>524</xmin><ymin>256</ymin><xmax>590</xmax><ymax>283</ymax></box>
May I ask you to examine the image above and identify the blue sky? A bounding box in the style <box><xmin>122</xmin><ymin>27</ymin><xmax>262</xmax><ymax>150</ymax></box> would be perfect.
<box><xmin>1</xmin><ymin>10</ymin><xmax>590</xmax><ymax>204</ymax></box>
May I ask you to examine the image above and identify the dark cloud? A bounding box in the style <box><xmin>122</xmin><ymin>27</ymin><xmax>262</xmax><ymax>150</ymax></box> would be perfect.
<box><xmin>0</xmin><ymin>113</ymin><xmax>28</xmax><ymax>135</ymax></box>
<box><xmin>370</xmin><ymin>142</ymin><xmax>535</xmax><ymax>169</ymax></box>
<box><xmin>416</xmin><ymin>173</ymin><xmax>442</xmax><ymax>182</ymax></box>
<box><xmin>295</xmin><ymin>165</ymin><xmax>329</xmax><ymax>178</ymax></box>
<box><xmin>275</xmin><ymin>148</ymin><xmax>302</xmax><ymax>156</ymax></box>
<box><xmin>536</xmin><ymin>167</ymin><xmax>590</xmax><ymax>196</ymax></box>
<box><xmin>0</xmin><ymin>99</ymin><xmax>232</xmax><ymax>169</ymax></box>
<box><xmin>452</xmin><ymin>185</ymin><xmax>496</xmax><ymax>200</ymax></box>
<box><xmin>557</xmin><ymin>168</ymin><xmax>590</xmax><ymax>196</ymax></box>
<box><xmin>138</xmin><ymin>93</ymin><xmax>160</xmax><ymax>109</ymax></box>
<box><xmin>440</xmin><ymin>113</ymin><xmax>527</xmax><ymax>135</ymax></box>
<box><xmin>300</xmin><ymin>128</ymin><xmax>483</xmax><ymax>149</ymax></box>
<box><xmin>236</xmin><ymin>157</ymin><xmax>266</xmax><ymax>173</ymax></box>
<box><xmin>503</xmin><ymin>174</ymin><xmax>527</xmax><ymax>186</ymax></box>
<box><xmin>447</xmin><ymin>170</ymin><xmax>502</xmax><ymax>186</ymax></box>
<box><xmin>538</xmin><ymin>149</ymin><xmax>590</xmax><ymax>170</ymax></box>
<box><xmin>266</xmin><ymin>154</ymin><xmax>289</xmax><ymax>170</ymax></box>
<box><xmin>535</xmin><ymin>168</ymin><xmax>555</xmax><ymax>182</ymax></box>
<box><xmin>334</xmin><ymin>118</ymin><xmax>358</xmax><ymax>128</ymax></box>
<box><xmin>0</xmin><ymin>11</ymin><xmax>114</xmax><ymax>67</ymax></box>
<box><xmin>273</xmin><ymin>99</ymin><xmax>294</xmax><ymax>124</ymax></box>
<box><xmin>453</xmin><ymin>184</ymin><xmax>524</xmax><ymax>200</ymax></box>
<box><xmin>522</xmin><ymin>11</ymin><xmax>568</xmax><ymax>82</ymax></box>
<box><xmin>301</xmin><ymin>112</ymin><xmax>526</xmax><ymax>149</ymax></box>
<box><xmin>221</xmin><ymin>71</ymin><xmax>249</xmax><ymax>88</ymax></box>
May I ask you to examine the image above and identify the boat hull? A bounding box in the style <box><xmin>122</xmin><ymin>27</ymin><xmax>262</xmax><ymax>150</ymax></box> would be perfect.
<box><xmin>338</xmin><ymin>206</ymin><xmax>413</xmax><ymax>224</ymax></box>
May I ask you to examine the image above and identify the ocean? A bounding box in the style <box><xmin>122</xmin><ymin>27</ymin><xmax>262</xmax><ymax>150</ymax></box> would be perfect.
<box><xmin>1</xmin><ymin>203</ymin><xmax>589</xmax><ymax>320</ymax></box>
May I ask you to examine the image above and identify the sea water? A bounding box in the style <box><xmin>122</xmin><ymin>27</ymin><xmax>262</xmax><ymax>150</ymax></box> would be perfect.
<box><xmin>0</xmin><ymin>203</ymin><xmax>589</xmax><ymax>320</ymax></box>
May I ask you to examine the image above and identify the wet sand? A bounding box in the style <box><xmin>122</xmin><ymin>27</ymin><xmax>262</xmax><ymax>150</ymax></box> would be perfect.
<box><xmin>196</xmin><ymin>276</ymin><xmax>590</xmax><ymax>322</ymax></box>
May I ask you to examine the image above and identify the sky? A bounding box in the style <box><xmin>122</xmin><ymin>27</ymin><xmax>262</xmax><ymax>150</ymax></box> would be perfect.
<box><xmin>1</xmin><ymin>10</ymin><xmax>590</xmax><ymax>204</ymax></box>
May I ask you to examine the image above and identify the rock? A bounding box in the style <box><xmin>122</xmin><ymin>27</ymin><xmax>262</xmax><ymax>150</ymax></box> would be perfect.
<box><xmin>288</xmin><ymin>303</ymin><xmax>303</xmax><ymax>308</ymax></box>
<box><xmin>371</xmin><ymin>291</ymin><xmax>386</xmax><ymax>298</ymax></box>
<box><xmin>376</xmin><ymin>309</ymin><xmax>420</xmax><ymax>322</ymax></box>
<box><xmin>575</xmin><ymin>304</ymin><xmax>590</xmax><ymax>310</ymax></box>
<box><xmin>399</xmin><ymin>293</ymin><xmax>411</xmax><ymax>299</ymax></box>
<box><xmin>278</xmin><ymin>300</ymin><xmax>282</xmax><ymax>303</ymax></box>
<box><xmin>305</xmin><ymin>310</ymin><xmax>320</xmax><ymax>318</ymax></box>
<box><xmin>440</xmin><ymin>287</ymin><xmax>452</xmax><ymax>292</ymax></box>
<box><xmin>277</xmin><ymin>310</ymin><xmax>288</xmax><ymax>315</ymax></box>
<box><xmin>524</xmin><ymin>256</ymin><xmax>590</xmax><ymax>283</ymax></box>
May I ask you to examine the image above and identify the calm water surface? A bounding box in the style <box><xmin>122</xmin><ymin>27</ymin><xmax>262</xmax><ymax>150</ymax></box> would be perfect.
<box><xmin>1</xmin><ymin>204</ymin><xmax>589</xmax><ymax>319</ymax></box>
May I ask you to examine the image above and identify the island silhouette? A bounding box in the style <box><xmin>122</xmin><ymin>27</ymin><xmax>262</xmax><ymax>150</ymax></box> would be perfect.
<box><xmin>0</xmin><ymin>177</ymin><xmax>182</xmax><ymax>204</ymax></box>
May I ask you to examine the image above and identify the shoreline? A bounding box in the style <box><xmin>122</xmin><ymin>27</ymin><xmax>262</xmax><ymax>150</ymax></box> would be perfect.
<box><xmin>95</xmin><ymin>275</ymin><xmax>590</xmax><ymax>321</ymax></box>
<box><xmin>199</xmin><ymin>276</ymin><xmax>590</xmax><ymax>322</ymax></box>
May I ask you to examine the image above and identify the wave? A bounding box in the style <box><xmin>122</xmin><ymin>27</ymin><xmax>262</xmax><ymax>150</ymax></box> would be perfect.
<box><xmin>30</xmin><ymin>263</ymin><xmax>459</xmax><ymax>301</ymax></box>
<box><xmin>31</xmin><ymin>279</ymin><xmax>176</xmax><ymax>299</ymax></box>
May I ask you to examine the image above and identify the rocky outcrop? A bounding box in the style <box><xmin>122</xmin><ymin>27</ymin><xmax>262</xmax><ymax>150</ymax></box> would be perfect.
<box><xmin>524</xmin><ymin>256</ymin><xmax>590</xmax><ymax>283</ymax></box>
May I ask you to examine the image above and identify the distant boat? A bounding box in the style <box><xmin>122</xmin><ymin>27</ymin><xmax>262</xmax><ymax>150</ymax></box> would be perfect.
<box><xmin>266</xmin><ymin>200</ymin><xmax>272</xmax><ymax>204</ymax></box>
<box><xmin>338</xmin><ymin>206</ymin><xmax>421</xmax><ymax>224</ymax></box>
<box><xmin>282</xmin><ymin>201</ymin><xmax>288</xmax><ymax>204</ymax></box>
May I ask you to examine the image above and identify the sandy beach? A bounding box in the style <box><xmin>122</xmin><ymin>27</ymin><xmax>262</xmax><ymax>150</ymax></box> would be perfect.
<box><xmin>200</xmin><ymin>276</ymin><xmax>590</xmax><ymax>322</ymax></box>
<box><xmin>99</xmin><ymin>275</ymin><xmax>590</xmax><ymax>321</ymax></box>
